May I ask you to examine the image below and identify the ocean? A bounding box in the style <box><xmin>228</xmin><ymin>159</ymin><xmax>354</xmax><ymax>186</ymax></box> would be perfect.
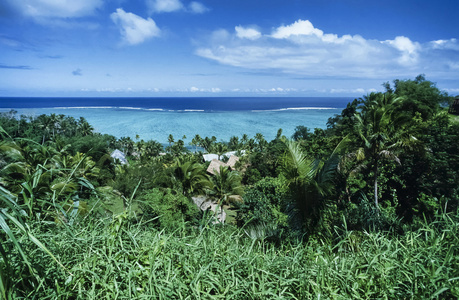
<box><xmin>0</xmin><ymin>97</ymin><xmax>352</xmax><ymax>143</ymax></box>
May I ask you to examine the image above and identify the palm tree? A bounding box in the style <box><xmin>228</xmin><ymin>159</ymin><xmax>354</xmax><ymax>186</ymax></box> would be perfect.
<box><xmin>119</xmin><ymin>136</ymin><xmax>134</xmax><ymax>156</ymax></box>
<box><xmin>190</xmin><ymin>134</ymin><xmax>202</xmax><ymax>153</ymax></box>
<box><xmin>275</xmin><ymin>128</ymin><xmax>283</xmax><ymax>140</ymax></box>
<box><xmin>167</xmin><ymin>134</ymin><xmax>174</xmax><ymax>148</ymax></box>
<box><xmin>36</xmin><ymin>115</ymin><xmax>53</xmax><ymax>144</ymax></box>
<box><xmin>254</xmin><ymin>133</ymin><xmax>267</xmax><ymax>151</ymax></box>
<box><xmin>60</xmin><ymin>116</ymin><xmax>77</xmax><ymax>136</ymax></box>
<box><xmin>351</xmin><ymin>92</ymin><xmax>415</xmax><ymax>211</ymax></box>
<box><xmin>77</xmin><ymin>117</ymin><xmax>94</xmax><ymax>136</ymax></box>
<box><xmin>229</xmin><ymin>136</ymin><xmax>240</xmax><ymax>150</ymax></box>
<box><xmin>169</xmin><ymin>159</ymin><xmax>211</xmax><ymax>196</ymax></box>
<box><xmin>143</xmin><ymin>140</ymin><xmax>163</xmax><ymax>157</ymax></box>
<box><xmin>201</xmin><ymin>136</ymin><xmax>216</xmax><ymax>153</ymax></box>
<box><xmin>210</xmin><ymin>166</ymin><xmax>243</xmax><ymax>205</ymax></box>
<box><xmin>48</xmin><ymin>113</ymin><xmax>60</xmax><ymax>138</ymax></box>
<box><xmin>241</xmin><ymin>134</ymin><xmax>249</xmax><ymax>145</ymax></box>
<box><xmin>281</xmin><ymin>139</ymin><xmax>338</xmax><ymax>230</ymax></box>
<box><xmin>245</xmin><ymin>138</ymin><xmax>256</xmax><ymax>151</ymax></box>
<box><xmin>214</xmin><ymin>143</ymin><xmax>228</xmax><ymax>160</ymax></box>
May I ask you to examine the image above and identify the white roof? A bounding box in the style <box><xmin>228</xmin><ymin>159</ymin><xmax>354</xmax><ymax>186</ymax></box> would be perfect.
<box><xmin>111</xmin><ymin>149</ymin><xmax>128</xmax><ymax>165</ymax></box>
<box><xmin>203</xmin><ymin>150</ymin><xmax>246</xmax><ymax>162</ymax></box>
<box><xmin>203</xmin><ymin>153</ymin><xmax>219</xmax><ymax>162</ymax></box>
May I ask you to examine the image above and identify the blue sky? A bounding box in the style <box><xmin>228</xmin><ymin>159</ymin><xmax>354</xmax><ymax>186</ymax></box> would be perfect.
<box><xmin>0</xmin><ymin>0</ymin><xmax>458</xmax><ymax>97</ymax></box>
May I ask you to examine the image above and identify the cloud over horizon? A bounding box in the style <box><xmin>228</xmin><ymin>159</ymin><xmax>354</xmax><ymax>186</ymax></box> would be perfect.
<box><xmin>2</xmin><ymin>0</ymin><xmax>104</xmax><ymax>19</ymax></box>
<box><xmin>196</xmin><ymin>19</ymin><xmax>459</xmax><ymax>80</ymax></box>
<box><xmin>111</xmin><ymin>8</ymin><xmax>161</xmax><ymax>45</ymax></box>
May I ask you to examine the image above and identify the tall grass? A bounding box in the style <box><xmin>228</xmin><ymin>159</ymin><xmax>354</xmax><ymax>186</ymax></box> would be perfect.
<box><xmin>4</xmin><ymin>209</ymin><xmax>457</xmax><ymax>299</ymax></box>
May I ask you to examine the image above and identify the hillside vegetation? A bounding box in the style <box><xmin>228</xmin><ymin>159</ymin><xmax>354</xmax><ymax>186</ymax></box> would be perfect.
<box><xmin>1</xmin><ymin>75</ymin><xmax>458</xmax><ymax>299</ymax></box>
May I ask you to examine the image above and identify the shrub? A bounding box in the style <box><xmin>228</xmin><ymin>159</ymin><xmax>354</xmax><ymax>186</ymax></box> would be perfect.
<box><xmin>236</xmin><ymin>177</ymin><xmax>289</xmax><ymax>232</ymax></box>
<box><xmin>139</xmin><ymin>188</ymin><xmax>200</xmax><ymax>229</ymax></box>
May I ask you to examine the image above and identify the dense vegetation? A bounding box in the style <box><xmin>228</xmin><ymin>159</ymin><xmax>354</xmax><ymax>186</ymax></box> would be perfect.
<box><xmin>1</xmin><ymin>75</ymin><xmax>458</xmax><ymax>299</ymax></box>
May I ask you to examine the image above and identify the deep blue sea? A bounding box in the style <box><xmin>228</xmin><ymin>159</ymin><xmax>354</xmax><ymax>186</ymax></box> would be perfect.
<box><xmin>0</xmin><ymin>97</ymin><xmax>351</xmax><ymax>143</ymax></box>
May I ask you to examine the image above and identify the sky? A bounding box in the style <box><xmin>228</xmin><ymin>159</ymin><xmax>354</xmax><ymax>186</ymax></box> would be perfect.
<box><xmin>0</xmin><ymin>0</ymin><xmax>458</xmax><ymax>97</ymax></box>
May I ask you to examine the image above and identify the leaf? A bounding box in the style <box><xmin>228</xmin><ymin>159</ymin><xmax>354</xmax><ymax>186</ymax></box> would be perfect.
<box><xmin>0</xmin><ymin>211</ymin><xmax>34</xmax><ymax>274</ymax></box>
<box><xmin>432</xmin><ymin>287</ymin><xmax>449</xmax><ymax>298</ymax></box>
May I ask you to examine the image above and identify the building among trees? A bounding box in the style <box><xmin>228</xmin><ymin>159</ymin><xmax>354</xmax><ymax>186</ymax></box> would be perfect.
<box><xmin>449</xmin><ymin>96</ymin><xmax>459</xmax><ymax>115</ymax></box>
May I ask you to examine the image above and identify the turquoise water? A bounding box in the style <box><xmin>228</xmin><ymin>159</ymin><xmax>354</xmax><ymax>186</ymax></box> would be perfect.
<box><xmin>4</xmin><ymin>107</ymin><xmax>342</xmax><ymax>143</ymax></box>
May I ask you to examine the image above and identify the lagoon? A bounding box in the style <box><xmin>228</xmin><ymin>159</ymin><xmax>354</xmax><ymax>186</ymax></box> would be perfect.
<box><xmin>0</xmin><ymin>97</ymin><xmax>352</xmax><ymax>143</ymax></box>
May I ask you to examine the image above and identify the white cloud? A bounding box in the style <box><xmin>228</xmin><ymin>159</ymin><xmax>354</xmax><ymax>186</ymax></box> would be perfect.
<box><xmin>189</xmin><ymin>2</ymin><xmax>209</xmax><ymax>14</ymax></box>
<box><xmin>235</xmin><ymin>26</ymin><xmax>261</xmax><ymax>40</ymax></box>
<box><xmin>5</xmin><ymin>0</ymin><xmax>103</xmax><ymax>18</ymax></box>
<box><xmin>430</xmin><ymin>38</ymin><xmax>459</xmax><ymax>51</ymax></box>
<box><xmin>147</xmin><ymin>0</ymin><xmax>183</xmax><ymax>13</ymax></box>
<box><xmin>330</xmin><ymin>88</ymin><xmax>366</xmax><ymax>94</ymax></box>
<box><xmin>385</xmin><ymin>36</ymin><xmax>419</xmax><ymax>65</ymax></box>
<box><xmin>271</xmin><ymin>20</ymin><xmax>323</xmax><ymax>39</ymax></box>
<box><xmin>189</xmin><ymin>86</ymin><xmax>221</xmax><ymax>93</ymax></box>
<box><xmin>111</xmin><ymin>8</ymin><xmax>160</xmax><ymax>45</ymax></box>
<box><xmin>195</xmin><ymin>19</ymin><xmax>459</xmax><ymax>80</ymax></box>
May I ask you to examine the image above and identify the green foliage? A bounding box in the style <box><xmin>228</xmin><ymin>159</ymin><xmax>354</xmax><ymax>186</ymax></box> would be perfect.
<box><xmin>139</xmin><ymin>188</ymin><xmax>200</xmax><ymax>229</ymax></box>
<box><xmin>210</xmin><ymin>166</ymin><xmax>243</xmax><ymax>205</ymax></box>
<box><xmin>236</xmin><ymin>177</ymin><xmax>289</xmax><ymax>231</ymax></box>
<box><xmin>390</xmin><ymin>74</ymin><xmax>450</xmax><ymax>119</ymax></box>
<box><xmin>65</xmin><ymin>134</ymin><xmax>115</xmax><ymax>161</ymax></box>
<box><xmin>0</xmin><ymin>186</ymin><xmax>69</xmax><ymax>298</ymax></box>
<box><xmin>292</xmin><ymin>125</ymin><xmax>310</xmax><ymax>141</ymax></box>
<box><xmin>1</xmin><ymin>75</ymin><xmax>458</xmax><ymax>298</ymax></box>
<box><xmin>166</xmin><ymin>158</ymin><xmax>212</xmax><ymax>196</ymax></box>
<box><xmin>281</xmin><ymin>139</ymin><xmax>339</xmax><ymax>233</ymax></box>
<box><xmin>3</xmin><ymin>208</ymin><xmax>458</xmax><ymax>299</ymax></box>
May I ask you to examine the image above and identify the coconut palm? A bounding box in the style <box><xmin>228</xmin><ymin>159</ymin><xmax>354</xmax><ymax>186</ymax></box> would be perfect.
<box><xmin>143</xmin><ymin>140</ymin><xmax>163</xmax><ymax>157</ymax></box>
<box><xmin>214</xmin><ymin>142</ymin><xmax>228</xmax><ymax>160</ymax></box>
<box><xmin>210</xmin><ymin>166</ymin><xmax>243</xmax><ymax>205</ymax></box>
<box><xmin>229</xmin><ymin>136</ymin><xmax>240</xmax><ymax>150</ymax></box>
<box><xmin>254</xmin><ymin>133</ymin><xmax>267</xmax><ymax>151</ymax></box>
<box><xmin>351</xmin><ymin>92</ymin><xmax>417</xmax><ymax>211</ymax></box>
<box><xmin>167</xmin><ymin>134</ymin><xmax>174</xmax><ymax>148</ymax></box>
<box><xmin>169</xmin><ymin>158</ymin><xmax>212</xmax><ymax>196</ymax></box>
<box><xmin>190</xmin><ymin>134</ymin><xmax>202</xmax><ymax>152</ymax></box>
<box><xmin>119</xmin><ymin>136</ymin><xmax>134</xmax><ymax>156</ymax></box>
<box><xmin>36</xmin><ymin>114</ymin><xmax>53</xmax><ymax>144</ymax></box>
<box><xmin>77</xmin><ymin>117</ymin><xmax>94</xmax><ymax>137</ymax></box>
<box><xmin>201</xmin><ymin>136</ymin><xmax>216</xmax><ymax>153</ymax></box>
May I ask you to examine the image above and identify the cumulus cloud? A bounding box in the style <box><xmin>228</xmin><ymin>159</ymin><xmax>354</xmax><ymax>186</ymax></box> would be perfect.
<box><xmin>271</xmin><ymin>20</ymin><xmax>323</xmax><ymax>39</ymax></box>
<box><xmin>3</xmin><ymin>0</ymin><xmax>103</xmax><ymax>18</ymax></box>
<box><xmin>188</xmin><ymin>2</ymin><xmax>209</xmax><ymax>14</ymax></box>
<box><xmin>235</xmin><ymin>26</ymin><xmax>261</xmax><ymax>40</ymax></box>
<box><xmin>111</xmin><ymin>8</ymin><xmax>160</xmax><ymax>45</ymax></box>
<box><xmin>195</xmin><ymin>19</ymin><xmax>459</xmax><ymax>80</ymax></box>
<box><xmin>147</xmin><ymin>0</ymin><xmax>209</xmax><ymax>14</ymax></box>
<box><xmin>147</xmin><ymin>0</ymin><xmax>183</xmax><ymax>13</ymax></box>
<box><xmin>384</xmin><ymin>36</ymin><xmax>420</xmax><ymax>65</ymax></box>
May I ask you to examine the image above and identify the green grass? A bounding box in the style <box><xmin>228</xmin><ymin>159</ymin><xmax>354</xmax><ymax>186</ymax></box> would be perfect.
<box><xmin>4</xmin><ymin>211</ymin><xmax>458</xmax><ymax>299</ymax></box>
<box><xmin>449</xmin><ymin>113</ymin><xmax>459</xmax><ymax>124</ymax></box>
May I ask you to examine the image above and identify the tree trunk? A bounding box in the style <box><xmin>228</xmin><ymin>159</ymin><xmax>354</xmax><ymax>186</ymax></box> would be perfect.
<box><xmin>373</xmin><ymin>160</ymin><xmax>380</xmax><ymax>214</ymax></box>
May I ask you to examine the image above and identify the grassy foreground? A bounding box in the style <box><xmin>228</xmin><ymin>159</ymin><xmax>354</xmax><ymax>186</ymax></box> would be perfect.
<box><xmin>6</xmin><ymin>211</ymin><xmax>458</xmax><ymax>299</ymax></box>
